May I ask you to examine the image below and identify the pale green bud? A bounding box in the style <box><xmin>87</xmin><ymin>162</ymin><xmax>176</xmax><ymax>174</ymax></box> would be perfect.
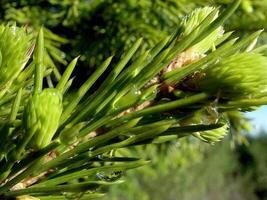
<box><xmin>23</xmin><ymin>88</ymin><xmax>62</xmax><ymax>149</ymax></box>
<box><xmin>0</xmin><ymin>25</ymin><xmax>32</xmax><ymax>89</ymax></box>
<box><xmin>193</xmin><ymin>123</ymin><xmax>229</xmax><ymax>144</ymax></box>
<box><xmin>180</xmin><ymin>7</ymin><xmax>224</xmax><ymax>54</ymax></box>
<box><xmin>181</xmin><ymin>107</ymin><xmax>229</xmax><ymax>144</ymax></box>
<box><xmin>199</xmin><ymin>53</ymin><xmax>267</xmax><ymax>99</ymax></box>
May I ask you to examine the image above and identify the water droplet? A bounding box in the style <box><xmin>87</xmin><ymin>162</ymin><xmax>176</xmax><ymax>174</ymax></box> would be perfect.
<box><xmin>96</xmin><ymin>171</ymin><xmax>123</xmax><ymax>182</ymax></box>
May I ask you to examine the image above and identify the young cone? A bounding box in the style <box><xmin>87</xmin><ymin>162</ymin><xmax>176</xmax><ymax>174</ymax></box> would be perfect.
<box><xmin>198</xmin><ymin>53</ymin><xmax>267</xmax><ymax>99</ymax></box>
<box><xmin>0</xmin><ymin>25</ymin><xmax>32</xmax><ymax>97</ymax></box>
<box><xmin>24</xmin><ymin>88</ymin><xmax>63</xmax><ymax>149</ymax></box>
<box><xmin>180</xmin><ymin>6</ymin><xmax>224</xmax><ymax>54</ymax></box>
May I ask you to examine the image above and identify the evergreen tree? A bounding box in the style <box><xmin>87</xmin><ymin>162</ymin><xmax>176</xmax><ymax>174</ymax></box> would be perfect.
<box><xmin>0</xmin><ymin>1</ymin><xmax>266</xmax><ymax>199</ymax></box>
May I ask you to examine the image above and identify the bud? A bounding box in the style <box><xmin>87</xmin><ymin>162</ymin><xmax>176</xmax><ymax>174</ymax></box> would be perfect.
<box><xmin>23</xmin><ymin>88</ymin><xmax>62</xmax><ymax>149</ymax></box>
<box><xmin>0</xmin><ymin>25</ymin><xmax>32</xmax><ymax>89</ymax></box>
<box><xmin>181</xmin><ymin>106</ymin><xmax>229</xmax><ymax>144</ymax></box>
<box><xmin>193</xmin><ymin>123</ymin><xmax>229</xmax><ymax>144</ymax></box>
<box><xmin>198</xmin><ymin>53</ymin><xmax>267</xmax><ymax>99</ymax></box>
<box><xmin>180</xmin><ymin>7</ymin><xmax>224</xmax><ymax>54</ymax></box>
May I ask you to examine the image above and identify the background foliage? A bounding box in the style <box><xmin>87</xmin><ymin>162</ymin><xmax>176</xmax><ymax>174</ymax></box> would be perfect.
<box><xmin>103</xmin><ymin>135</ymin><xmax>267</xmax><ymax>200</ymax></box>
<box><xmin>2</xmin><ymin>0</ymin><xmax>267</xmax><ymax>70</ymax></box>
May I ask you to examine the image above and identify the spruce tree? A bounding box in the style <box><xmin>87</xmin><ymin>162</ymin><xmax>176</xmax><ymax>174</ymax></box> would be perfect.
<box><xmin>0</xmin><ymin>1</ymin><xmax>266</xmax><ymax>199</ymax></box>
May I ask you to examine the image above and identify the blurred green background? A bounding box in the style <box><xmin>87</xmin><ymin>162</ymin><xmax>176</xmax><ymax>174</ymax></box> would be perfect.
<box><xmin>0</xmin><ymin>0</ymin><xmax>266</xmax><ymax>199</ymax></box>
<box><xmin>102</xmin><ymin>135</ymin><xmax>267</xmax><ymax>200</ymax></box>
